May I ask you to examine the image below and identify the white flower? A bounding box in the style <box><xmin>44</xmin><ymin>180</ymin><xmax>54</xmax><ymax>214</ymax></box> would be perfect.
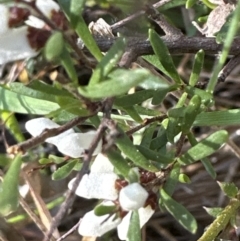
<box><xmin>68</xmin><ymin>153</ymin><xmax>118</xmax><ymax>200</ymax></box>
<box><xmin>25</xmin><ymin>117</ymin><xmax>102</xmax><ymax>158</ymax></box>
<box><xmin>119</xmin><ymin>183</ymin><xmax>149</xmax><ymax>211</ymax></box>
<box><xmin>0</xmin><ymin>0</ymin><xmax>60</xmax><ymax>65</ymax></box>
<box><xmin>68</xmin><ymin>153</ymin><xmax>155</xmax><ymax>240</ymax></box>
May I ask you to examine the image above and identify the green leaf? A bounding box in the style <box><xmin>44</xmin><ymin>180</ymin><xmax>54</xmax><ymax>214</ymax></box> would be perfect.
<box><xmin>94</xmin><ymin>203</ymin><xmax>116</xmax><ymax>216</ymax></box>
<box><xmin>127</xmin><ymin>211</ymin><xmax>141</xmax><ymax>241</ymax></box>
<box><xmin>178</xmin><ymin>130</ymin><xmax>228</xmax><ymax>165</ymax></box>
<box><xmin>163</xmin><ymin>162</ymin><xmax>180</xmax><ymax>196</ymax></box>
<box><xmin>0</xmin><ymin>111</ymin><xmax>25</xmax><ymax>142</ymax></box>
<box><xmin>60</xmin><ymin>47</ymin><xmax>78</xmax><ymax>84</ymax></box>
<box><xmin>69</xmin><ymin>0</ymin><xmax>85</xmax><ymax>27</ymax></box>
<box><xmin>149</xmin><ymin>29</ymin><xmax>182</xmax><ymax>84</ymax></box>
<box><xmin>189</xmin><ymin>50</ymin><xmax>205</xmax><ymax>87</ymax></box>
<box><xmin>0</xmin><ymin>154</ymin><xmax>22</xmax><ymax>216</ymax></box>
<box><xmin>49</xmin><ymin>155</ymin><xmax>66</xmax><ymax>164</ymax></box>
<box><xmin>10</xmin><ymin>82</ymin><xmax>58</xmax><ymax>102</ymax></box>
<box><xmin>52</xmin><ymin>160</ymin><xmax>78</xmax><ymax>180</ymax></box>
<box><xmin>115</xmin><ymin>128</ymin><xmax>158</xmax><ymax>172</ymax></box>
<box><xmin>166</xmin><ymin>117</ymin><xmax>182</xmax><ymax>144</ymax></box>
<box><xmin>78</xmin><ymin>69</ymin><xmax>154</xmax><ymax>99</ymax></box>
<box><xmin>194</xmin><ymin>109</ymin><xmax>240</xmax><ymax>126</ymax></box>
<box><xmin>89</xmin><ymin>38</ymin><xmax>126</xmax><ymax>85</ymax></box>
<box><xmin>114</xmin><ymin>90</ymin><xmax>155</xmax><ymax>107</ymax></box>
<box><xmin>44</xmin><ymin>32</ymin><xmax>64</xmax><ymax>61</ymax></box>
<box><xmin>136</xmin><ymin>145</ymin><xmax>173</xmax><ymax>167</ymax></box>
<box><xmin>218</xmin><ymin>182</ymin><xmax>238</xmax><ymax>198</ymax></box>
<box><xmin>178</xmin><ymin>173</ymin><xmax>191</xmax><ymax>183</ymax></box>
<box><xmin>185</xmin><ymin>86</ymin><xmax>213</xmax><ymax>106</ymax></box>
<box><xmin>150</xmin><ymin>129</ymin><xmax>168</xmax><ymax>150</ymax></box>
<box><xmin>187</xmin><ymin>132</ymin><xmax>216</xmax><ymax>178</ymax></box>
<box><xmin>203</xmin><ymin>207</ymin><xmax>224</xmax><ymax>218</ymax></box>
<box><xmin>0</xmin><ymin>154</ymin><xmax>11</xmax><ymax>166</ymax></box>
<box><xmin>140</xmin><ymin>123</ymin><xmax>158</xmax><ymax>148</ymax></box>
<box><xmin>57</xmin><ymin>0</ymin><xmax>102</xmax><ymax>61</ymax></box>
<box><xmin>107</xmin><ymin>149</ymin><xmax>131</xmax><ymax>178</ymax></box>
<box><xmin>122</xmin><ymin>106</ymin><xmax>142</xmax><ymax>123</ymax></box>
<box><xmin>186</xmin><ymin>0</ymin><xmax>198</xmax><ymax>8</ymax></box>
<box><xmin>0</xmin><ymin>85</ymin><xmax>59</xmax><ymax>114</ymax></box>
<box><xmin>182</xmin><ymin>95</ymin><xmax>202</xmax><ymax>133</ymax></box>
<box><xmin>161</xmin><ymin>188</ymin><xmax>197</xmax><ymax>233</ymax></box>
<box><xmin>151</xmin><ymin>88</ymin><xmax>170</xmax><ymax>105</ymax></box>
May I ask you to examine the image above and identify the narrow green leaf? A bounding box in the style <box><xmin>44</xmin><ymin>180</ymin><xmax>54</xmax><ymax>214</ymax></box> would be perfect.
<box><xmin>89</xmin><ymin>38</ymin><xmax>126</xmax><ymax>85</ymax></box>
<box><xmin>151</xmin><ymin>88</ymin><xmax>169</xmax><ymax>105</ymax></box>
<box><xmin>218</xmin><ymin>182</ymin><xmax>238</xmax><ymax>198</ymax></box>
<box><xmin>189</xmin><ymin>50</ymin><xmax>205</xmax><ymax>87</ymax></box>
<box><xmin>166</xmin><ymin>117</ymin><xmax>182</xmax><ymax>144</ymax></box>
<box><xmin>194</xmin><ymin>109</ymin><xmax>240</xmax><ymax>126</ymax></box>
<box><xmin>186</xmin><ymin>0</ymin><xmax>198</xmax><ymax>8</ymax></box>
<box><xmin>127</xmin><ymin>211</ymin><xmax>141</xmax><ymax>241</ymax></box>
<box><xmin>60</xmin><ymin>47</ymin><xmax>78</xmax><ymax>84</ymax></box>
<box><xmin>94</xmin><ymin>204</ymin><xmax>116</xmax><ymax>216</ymax></box>
<box><xmin>0</xmin><ymin>85</ymin><xmax>59</xmax><ymax>114</ymax></box>
<box><xmin>52</xmin><ymin>160</ymin><xmax>78</xmax><ymax>180</ymax></box>
<box><xmin>178</xmin><ymin>130</ymin><xmax>228</xmax><ymax>165</ymax></box>
<box><xmin>0</xmin><ymin>111</ymin><xmax>25</xmax><ymax>142</ymax></box>
<box><xmin>185</xmin><ymin>86</ymin><xmax>213</xmax><ymax>105</ymax></box>
<box><xmin>122</xmin><ymin>106</ymin><xmax>142</xmax><ymax>123</ymax></box>
<box><xmin>150</xmin><ymin>129</ymin><xmax>168</xmax><ymax>150</ymax></box>
<box><xmin>178</xmin><ymin>173</ymin><xmax>191</xmax><ymax>183</ymax></box>
<box><xmin>136</xmin><ymin>145</ymin><xmax>173</xmax><ymax>166</ymax></box>
<box><xmin>161</xmin><ymin>188</ymin><xmax>197</xmax><ymax>233</ymax></box>
<box><xmin>140</xmin><ymin>123</ymin><xmax>157</xmax><ymax>148</ymax></box>
<box><xmin>70</xmin><ymin>0</ymin><xmax>85</xmax><ymax>27</ymax></box>
<box><xmin>44</xmin><ymin>32</ymin><xmax>64</xmax><ymax>61</ymax></box>
<box><xmin>203</xmin><ymin>207</ymin><xmax>224</xmax><ymax>218</ymax></box>
<box><xmin>57</xmin><ymin>0</ymin><xmax>102</xmax><ymax>61</ymax></box>
<box><xmin>0</xmin><ymin>154</ymin><xmax>22</xmax><ymax>216</ymax></box>
<box><xmin>114</xmin><ymin>90</ymin><xmax>155</xmax><ymax>107</ymax></box>
<box><xmin>149</xmin><ymin>29</ymin><xmax>182</xmax><ymax>84</ymax></box>
<box><xmin>163</xmin><ymin>162</ymin><xmax>180</xmax><ymax>196</ymax></box>
<box><xmin>182</xmin><ymin>95</ymin><xmax>201</xmax><ymax>133</ymax></box>
<box><xmin>10</xmin><ymin>83</ymin><xmax>58</xmax><ymax>102</ymax></box>
<box><xmin>187</xmin><ymin>132</ymin><xmax>216</xmax><ymax>178</ymax></box>
<box><xmin>116</xmin><ymin>128</ymin><xmax>158</xmax><ymax>172</ymax></box>
<box><xmin>107</xmin><ymin>149</ymin><xmax>131</xmax><ymax>178</ymax></box>
<box><xmin>0</xmin><ymin>154</ymin><xmax>11</xmax><ymax>166</ymax></box>
<box><xmin>78</xmin><ymin>69</ymin><xmax>153</xmax><ymax>99</ymax></box>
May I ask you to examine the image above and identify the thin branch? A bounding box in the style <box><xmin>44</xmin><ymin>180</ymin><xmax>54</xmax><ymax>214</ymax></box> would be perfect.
<box><xmin>110</xmin><ymin>0</ymin><xmax>172</xmax><ymax>30</ymax></box>
<box><xmin>56</xmin><ymin>219</ymin><xmax>81</xmax><ymax>241</ymax></box>
<box><xmin>126</xmin><ymin>115</ymin><xmax>167</xmax><ymax>136</ymax></box>
<box><xmin>218</xmin><ymin>54</ymin><xmax>240</xmax><ymax>81</ymax></box>
<box><xmin>145</xmin><ymin>5</ymin><xmax>183</xmax><ymax>37</ymax></box>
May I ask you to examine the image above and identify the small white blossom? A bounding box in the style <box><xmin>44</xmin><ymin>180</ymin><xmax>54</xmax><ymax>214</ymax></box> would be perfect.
<box><xmin>69</xmin><ymin>153</ymin><xmax>155</xmax><ymax>240</ymax></box>
<box><xmin>119</xmin><ymin>183</ymin><xmax>149</xmax><ymax>211</ymax></box>
<box><xmin>68</xmin><ymin>153</ymin><xmax>118</xmax><ymax>200</ymax></box>
<box><xmin>25</xmin><ymin>117</ymin><xmax>102</xmax><ymax>158</ymax></box>
<box><xmin>0</xmin><ymin>0</ymin><xmax>60</xmax><ymax>65</ymax></box>
<box><xmin>117</xmin><ymin>205</ymin><xmax>154</xmax><ymax>240</ymax></box>
<box><xmin>78</xmin><ymin>201</ymin><xmax>121</xmax><ymax>237</ymax></box>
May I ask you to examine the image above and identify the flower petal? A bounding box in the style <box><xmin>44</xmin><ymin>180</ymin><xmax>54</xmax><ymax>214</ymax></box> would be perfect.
<box><xmin>119</xmin><ymin>183</ymin><xmax>148</xmax><ymax>211</ymax></box>
<box><xmin>117</xmin><ymin>205</ymin><xmax>154</xmax><ymax>240</ymax></box>
<box><xmin>0</xmin><ymin>27</ymin><xmax>37</xmax><ymax>65</ymax></box>
<box><xmin>68</xmin><ymin>172</ymin><xmax>118</xmax><ymax>200</ymax></box>
<box><xmin>0</xmin><ymin>4</ymin><xmax>10</xmax><ymax>34</ymax></box>
<box><xmin>36</xmin><ymin>0</ymin><xmax>59</xmax><ymax>17</ymax></box>
<box><xmin>25</xmin><ymin>117</ymin><xmax>74</xmax><ymax>145</ymax></box>
<box><xmin>25</xmin><ymin>15</ymin><xmax>45</xmax><ymax>29</ymax></box>
<box><xmin>57</xmin><ymin>132</ymin><xmax>102</xmax><ymax>158</ymax></box>
<box><xmin>78</xmin><ymin>209</ymin><xmax>121</xmax><ymax>237</ymax></box>
<box><xmin>91</xmin><ymin>153</ymin><xmax>114</xmax><ymax>173</ymax></box>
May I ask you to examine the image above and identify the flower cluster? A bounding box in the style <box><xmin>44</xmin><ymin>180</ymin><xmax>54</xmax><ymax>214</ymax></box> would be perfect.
<box><xmin>25</xmin><ymin>117</ymin><xmax>102</xmax><ymax>158</ymax></box>
<box><xmin>68</xmin><ymin>153</ymin><xmax>156</xmax><ymax>240</ymax></box>
<box><xmin>25</xmin><ymin>117</ymin><xmax>156</xmax><ymax>240</ymax></box>
<box><xmin>0</xmin><ymin>0</ymin><xmax>64</xmax><ymax>65</ymax></box>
